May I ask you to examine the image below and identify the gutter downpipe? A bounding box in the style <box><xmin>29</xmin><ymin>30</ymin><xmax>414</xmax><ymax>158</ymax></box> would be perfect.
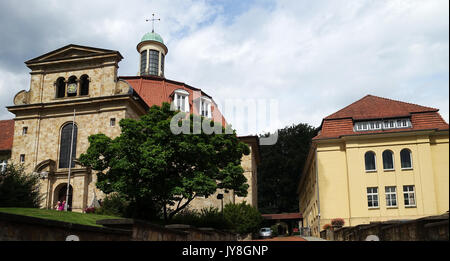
<box><xmin>315</xmin><ymin>145</ymin><xmax>321</xmax><ymax>237</ymax></box>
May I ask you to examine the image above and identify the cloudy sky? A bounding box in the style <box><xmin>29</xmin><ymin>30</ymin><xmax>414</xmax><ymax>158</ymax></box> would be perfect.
<box><xmin>0</xmin><ymin>0</ymin><xmax>448</xmax><ymax>136</ymax></box>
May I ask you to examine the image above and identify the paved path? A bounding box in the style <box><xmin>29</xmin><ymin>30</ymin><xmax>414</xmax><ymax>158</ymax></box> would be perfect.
<box><xmin>253</xmin><ymin>236</ymin><xmax>326</xmax><ymax>241</ymax></box>
<box><xmin>253</xmin><ymin>236</ymin><xmax>307</xmax><ymax>241</ymax></box>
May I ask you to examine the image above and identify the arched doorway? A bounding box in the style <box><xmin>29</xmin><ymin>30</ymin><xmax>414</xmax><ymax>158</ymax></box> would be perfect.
<box><xmin>54</xmin><ymin>183</ymin><xmax>73</xmax><ymax>211</ymax></box>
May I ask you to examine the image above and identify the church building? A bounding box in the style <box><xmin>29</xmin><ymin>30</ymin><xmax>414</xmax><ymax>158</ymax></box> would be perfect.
<box><xmin>2</xmin><ymin>30</ymin><xmax>259</xmax><ymax>212</ymax></box>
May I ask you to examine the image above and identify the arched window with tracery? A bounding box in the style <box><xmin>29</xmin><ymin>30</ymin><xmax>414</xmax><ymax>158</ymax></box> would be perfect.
<box><xmin>59</xmin><ymin>123</ymin><xmax>77</xmax><ymax>168</ymax></box>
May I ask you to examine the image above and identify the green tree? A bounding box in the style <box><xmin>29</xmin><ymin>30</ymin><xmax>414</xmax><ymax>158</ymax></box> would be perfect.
<box><xmin>223</xmin><ymin>202</ymin><xmax>263</xmax><ymax>235</ymax></box>
<box><xmin>79</xmin><ymin>102</ymin><xmax>250</xmax><ymax>221</ymax></box>
<box><xmin>0</xmin><ymin>163</ymin><xmax>42</xmax><ymax>208</ymax></box>
<box><xmin>258</xmin><ymin>123</ymin><xmax>318</xmax><ymax>214</ymax></box>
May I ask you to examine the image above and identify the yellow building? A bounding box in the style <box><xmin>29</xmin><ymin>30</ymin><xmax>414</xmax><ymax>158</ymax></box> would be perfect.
<box><xmin>298</xmin><ymin>95</ymin><xmax>449</xmax><ymax>237</ymax></box>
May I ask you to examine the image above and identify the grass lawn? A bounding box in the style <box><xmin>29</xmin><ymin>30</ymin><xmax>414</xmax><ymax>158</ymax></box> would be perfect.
<box><xmin>0</xmin><ymin>208</ymin><xmax>123</xmax><ymax>227</ymax></box>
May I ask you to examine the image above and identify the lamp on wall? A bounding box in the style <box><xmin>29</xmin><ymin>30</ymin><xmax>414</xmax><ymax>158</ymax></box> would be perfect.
<box><xmin>217</xmin><ymin>193</ymin><xmax>224</xmax><ymax>216</ymax></box>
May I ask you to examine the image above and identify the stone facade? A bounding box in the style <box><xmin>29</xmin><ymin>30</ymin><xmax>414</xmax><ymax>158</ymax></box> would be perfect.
<box><xmin>8</xmin><ymin>45</ymin><xmax>148</xmax><ymax>212</ymax></box>
<box><xmin>6</xmin><ymin>44</ymin><xmax>260</xmax><ymax>215</ymax></box>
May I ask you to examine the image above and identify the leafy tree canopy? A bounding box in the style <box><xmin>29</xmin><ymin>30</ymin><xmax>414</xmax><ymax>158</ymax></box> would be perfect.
<box><xmin>257</xmin><ymin>123</ymin><xmax>318</xmax><ymax>214</ymax></box>
<box><xmin>223</xmin><ymin>202</ymin><xmax>263</xmax><ymax>235</ymax></box>
<box><xmin>0</xmin><ymin>163</ymin><xmax>42</xmax><ymax>208</ymax></box>
<box><xmin>80</xmin><ymin>102</ymin><xmax>250</xmax><ymax>220</ymax></box>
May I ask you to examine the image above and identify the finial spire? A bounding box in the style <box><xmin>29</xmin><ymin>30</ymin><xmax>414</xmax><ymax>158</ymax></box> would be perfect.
<box><xmin>145</xmin><ymin>13</ymin><xmax>160</xmax><ymax>33</ymax></box>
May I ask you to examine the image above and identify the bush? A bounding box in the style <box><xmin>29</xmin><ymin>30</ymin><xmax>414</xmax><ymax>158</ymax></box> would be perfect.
<box><xmin>0</xmin><ymin>163</ymin><xmax>42</xmax><ymax>208</ymax></box>
<box><xmin>270</xmin><ymin>224</ymin><xmax>279</xmax><ymax>236</ymax></box>
<box><xmin>84</xmin><ymin>207</ymin><xmax>96</xmax><ymax>214</ymax></box>
<box><xmin>170</xmin><ymin>207</ymin><xmax>231</xmax><ymax>230</ymax></box>
<box><xmin>223</xmin><ymin>202</ymin><xmax>263</xmax><ymax>235</ymax></box>
<box><xmin>94</xmin><ymin>193</ymin><xmax>129</xmax><ymax>217</ymax></box>
<box><xmin>331</xmin><ymin>218</ymin><xmax>345</xmax><ymax>227</ymax></box>
<box><xmin>323</xmin><ymin>223</ymin><xmax>332</xmax><ymax>230</ymax></box>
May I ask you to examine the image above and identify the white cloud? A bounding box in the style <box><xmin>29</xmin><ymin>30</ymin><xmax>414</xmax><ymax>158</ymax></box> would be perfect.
<box><xmin>0</xmin><ymin>0</ymin><xmax>448</xmax><ymax>136</ymax></box>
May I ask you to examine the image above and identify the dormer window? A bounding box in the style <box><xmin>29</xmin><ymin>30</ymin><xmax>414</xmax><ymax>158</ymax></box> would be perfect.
<box><xmin>354</xmin><ymin>118</ymin><xmax>411</xmax><ymax>132</ymax></box>
<box><xmin>199</xmin><ymin>97</ymin><xmax>212</xmax><ymax>118</ymax></box>
<box><xmin>173</xmin><ymin>89</ymin><xmax>190</xmax><ymax>113</ymax></box>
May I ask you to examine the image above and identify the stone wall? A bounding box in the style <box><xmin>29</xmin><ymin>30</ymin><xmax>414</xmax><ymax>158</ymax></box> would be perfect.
<box><xmin>321</xmin><ymin>212</ymin><xmax>449</xmax><ymax>241</ymax></box>
<box><xmin>0</xmin><ymin>212</ymin><xmax>238</xmax><ymax>241</ymax></box>
<box><xmin>0</xmin><ymin>212</ymin><xmax>131</xmax><ymax>241</ymax></box>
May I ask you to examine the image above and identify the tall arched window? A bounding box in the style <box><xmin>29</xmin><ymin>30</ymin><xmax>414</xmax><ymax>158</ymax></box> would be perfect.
<box><xmin>59</xmin><ymin>123</ymin><xmax>77</xmax><ymax>168</ymax></box>
<box><xmin>382</xmin><ymin>150</ymin><xmax>394</xmax><ymax>170</ymax></box>
<box><xmin>56</xmin><ymin>77</ymin><xmax>66</xmax><ymax>98</ymax></box>
<box><xmin>79</xmin><ymin>75</ymin><xmax>89</xmax><ymax>96</ymax></box>
<box><xmin>364</xmin><ymin>151</ymin><xmax>376</xmax><ymax>171</ymax></box>
<box><xmin>400</xmin><ymin>149</ymin><xmax>412</xmax><ymax>169</ymax></box>
<box><xmin>67</xmin><ymin>76</ymin><xmax>77</xmax><ymax>97</ymax></box>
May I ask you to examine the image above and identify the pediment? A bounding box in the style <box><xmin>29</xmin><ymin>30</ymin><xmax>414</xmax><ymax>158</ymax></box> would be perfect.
<box><xmin>25</xmin><ymin>44</ymin><xmax>122</xmax><ymax>65</ymax></box>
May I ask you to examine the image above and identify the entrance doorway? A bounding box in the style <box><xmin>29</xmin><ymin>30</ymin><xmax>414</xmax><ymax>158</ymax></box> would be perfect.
<box><xmin>54</xmin><ymin>183</ymin><xmax>73</xmax><ymax>211</ymax></box>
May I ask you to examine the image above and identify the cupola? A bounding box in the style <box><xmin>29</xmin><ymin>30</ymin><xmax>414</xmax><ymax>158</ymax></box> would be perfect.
<box><xmin>137</xmin><ymin>31</ymin><xmax>168</xmax><ymax>77</ymax></box>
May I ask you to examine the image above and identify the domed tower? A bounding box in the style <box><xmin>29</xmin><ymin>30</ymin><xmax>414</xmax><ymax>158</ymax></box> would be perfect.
<box><xmin>137</xmin><ymin>31</ymin><xmax>168</xmax><ymax>77</ymax></box>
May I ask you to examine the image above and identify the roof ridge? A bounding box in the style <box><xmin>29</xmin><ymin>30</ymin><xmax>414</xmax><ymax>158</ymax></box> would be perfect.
<box><xmin>325</xmin><ymin>94</ymin><xmax>439</xmax><ymax>120</ymax></box>
<box><xmin>369</xmin><ymin>94</ymin><xmax>439</xmax><ymax>112</ymax></box>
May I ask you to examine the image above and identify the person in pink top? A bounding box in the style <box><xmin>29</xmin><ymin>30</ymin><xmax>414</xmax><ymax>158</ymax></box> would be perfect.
<box><xmin>55</xmin><ymin>201</ymin><xmax>61</xmax><ymax>211</ymax></box>
<box><xmin>58</xmin><ymin>201</ymin><xmax>65</xmax><ymax>211</ymax></box>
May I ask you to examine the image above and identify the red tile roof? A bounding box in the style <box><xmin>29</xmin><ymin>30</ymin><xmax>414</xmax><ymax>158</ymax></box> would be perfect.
<box><xmin>315</xmin><ymin>95</ymin><xmax>449</xmax><ymax>140</ymax></box>
<box><xmin>0</xmin><ymin>120</ymin><xmax>14</xmax><ymax>151</ymax></box>
<box><xmin>120</xmin><ymin>76</ymin><xmax>227</xmax><ymax>126</ymax></box>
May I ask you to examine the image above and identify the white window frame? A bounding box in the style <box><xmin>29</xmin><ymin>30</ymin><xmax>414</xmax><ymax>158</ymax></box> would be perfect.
<box><xmin>403</xmin><ymin>185</ymin><xmax>416</xmax><ymax>207</ymax></box>
<box><xmin>367</xmin><ymin>187</ymin><xmax>379</xmax><ymax>209</ymax></box>
<box><xmin>0</xmin><ymin>160</ymin><xmax>7</xmax><ymax>172</ymax></box>
<box><xmin>173</xmin><ymin>89</ymin><xmax>190</xmax><ymax>113</ymax></box>
<box><xmin>354</xmin><ymin>118</ymin><xmax>411</xmax><ymax>132</ymax></box>
<box><xmin>199</xmin><ymin>97</ymin><xmax>212</xmax><ymax>118</ymax></box>
<box><xmin>385</xmin><ymin>186</ymin><xmax>398</xmax><ymax>208</ymax></box>
<box><xmin>20</xmin><ymin>154</ymin><xmax>25</xmax><ymax>163</ymax></box>
<box><xmin>22</xmin><ymin>126</ymin><xmax>28</xmax><ymax>135</ymax></box>
<box><xmin>382</xmin><ymin>150</ymin><xmax>395</xmax><ymax>171</ymax></box>
<box><xmin>364</xmin><ymin>151</ymin><xmax>377</xmax><ymax>172</ymax></box>
<box><xmin>400</xmin><ymin>148</ymin><xmax>413</xmax><ymax>170</ymax></box>
<box><xmin>110</xmin><ymin>118</ymin><xmax>116</xmax><ymax>127</ymax></box>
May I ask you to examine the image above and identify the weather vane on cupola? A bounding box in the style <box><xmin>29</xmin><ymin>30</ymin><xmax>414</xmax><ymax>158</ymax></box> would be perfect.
<box><xmin>146</xmin><ymin>13</ymin><xmax>160</xmax><ymax>33</ymax></box>
<box><xmin>139</xmin><ymin>13</ymin><xmax>167</xmax><ymax>77</ymax></box>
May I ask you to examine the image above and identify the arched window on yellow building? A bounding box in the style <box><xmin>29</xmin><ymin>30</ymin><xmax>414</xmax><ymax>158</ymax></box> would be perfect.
<box><xmin>364</xmin><ymin>151</ymin><xmax>376</xmax><ymax>172</ymax></box>
<box><xmin>382</xmin><ymin>150</ymin><xmax>394</xmax><ymax>170</ymax></box>
<box><xmin>400</xmin><ymin>149</ymin><xmax>412</xmax><ymax>169</ymax></box>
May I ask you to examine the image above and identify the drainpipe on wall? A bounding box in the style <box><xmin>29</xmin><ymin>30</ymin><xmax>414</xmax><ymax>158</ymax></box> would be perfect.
<box><xmin>315</xmin><ymin>147</ymin><xmax>321</xmax><ymax>237</ymax></box>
